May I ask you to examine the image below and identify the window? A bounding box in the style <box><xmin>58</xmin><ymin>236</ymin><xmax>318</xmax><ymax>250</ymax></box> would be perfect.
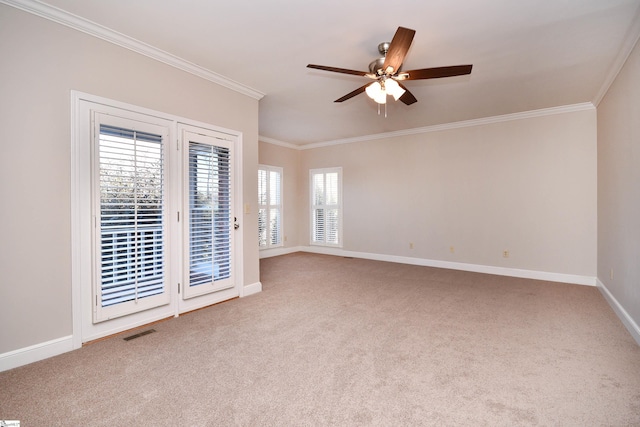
<box><xmin>258</xmin><ymin>165</ymin><xmax>283</xmax><ymax>249</ymax></box>
<box><xmin>310</xmin><ymin>167</ymin><xmax>342</xmax><ymax>246</ymax></box>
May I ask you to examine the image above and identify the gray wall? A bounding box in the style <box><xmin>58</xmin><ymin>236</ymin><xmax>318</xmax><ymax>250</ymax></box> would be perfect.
<box><xmin>597</xmin><ymin>37</ymin><xmax>640</xmax><ymax>334</ymax></box>
<box><xmin>294</xmin><ymin>109</ymin><xmax>597</xmax><ymax>277</ymax></box>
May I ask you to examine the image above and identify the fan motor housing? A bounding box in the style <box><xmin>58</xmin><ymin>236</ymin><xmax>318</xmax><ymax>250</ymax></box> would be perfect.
<box><xmin>369</xmin><ymin>57</ymin><xmax>386</xmax><ymax>75</ymax></box>
<box><xmin>378</xmin><ymin>42</ymin><xmax>391</xmax><ymax>54</ymax></box>
<box><xmin>370</xmin><ymin>42</ymin><xmax>395</xmax><ymax>75</ymax></box>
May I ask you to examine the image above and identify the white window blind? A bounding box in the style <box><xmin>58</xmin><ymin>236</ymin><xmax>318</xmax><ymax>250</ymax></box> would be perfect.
<box><xmin>258</xmin><ymin>165</ymin><xmax>283</xmax><ymax>249</ymax></box>
<box><xmin>188</xmin><ymin>141</ymin><xmax>232</xmax><ymax>288</ymax></box>
<box><xmin>310</xmin><ymin>167</ymin><xmax>342</xmax><ymax>246</ymax></box>
<box><xmin>97</xmin><ymin>124</ymin><xmax>165</xmax><ymax>309</ymax></box>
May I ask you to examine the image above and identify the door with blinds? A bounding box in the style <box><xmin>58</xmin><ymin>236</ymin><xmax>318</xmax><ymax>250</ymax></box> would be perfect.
<box><xmin>92</xmin><ymin>114</ymin><xmax>171</xmax><ymax>323</ymax></box>
<box><xmin>180</xmin><ymin>128</ymin><xmax>236</xmax><ymax>304</ymax></box>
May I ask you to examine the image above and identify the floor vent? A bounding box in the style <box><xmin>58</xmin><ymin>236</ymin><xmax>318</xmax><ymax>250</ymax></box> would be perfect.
<box><xmin>123</xmin><ymin>329</ymin><xmax>156</xmax><ymax>341</ymax></box>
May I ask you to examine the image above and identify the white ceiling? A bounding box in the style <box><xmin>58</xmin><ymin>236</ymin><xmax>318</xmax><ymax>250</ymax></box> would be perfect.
<box><xmin>36</xmin><ymin>0</ymin><xmax>640</xmax><ymax>145</ymax></box>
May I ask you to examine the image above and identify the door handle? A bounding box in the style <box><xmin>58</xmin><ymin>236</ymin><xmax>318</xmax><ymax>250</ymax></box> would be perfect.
<box><xmin>234</xmin><ymin>216</ymin><xmax>240</xmax><ymax>230</ymax></box>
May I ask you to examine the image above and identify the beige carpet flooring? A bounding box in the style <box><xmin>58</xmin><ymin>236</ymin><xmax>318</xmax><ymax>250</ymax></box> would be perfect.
<box><xmin>1</xmin><ymin>252</ymin><xmax>640</xmax><ymax>426</ymax></box>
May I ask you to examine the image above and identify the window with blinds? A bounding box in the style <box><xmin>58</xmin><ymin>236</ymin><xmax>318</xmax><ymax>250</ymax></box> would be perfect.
<box><xmin>310</xmin><ymin>167</ymin><xmax>342</xmax><ymax>246</ymax></box>
<box><xmin>97</xmin><ymin>124</ymin><xmax>166</xmax><ymax>311</ymax></box>
<box><xmin>258</xmin><ymin>165</ymin><xmax>283</xmax><ymax>249</ymax></box>
<box><xmin>188</xmin><ymin>141</ymin><xmax>232</xmax><ymax>288</ymax></box>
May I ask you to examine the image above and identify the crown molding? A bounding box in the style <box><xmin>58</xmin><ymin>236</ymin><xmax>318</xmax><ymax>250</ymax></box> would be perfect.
<box><xmin>593</xmin><ymin>6</ymin><xmax>640</xmax><ymax>107</ymax></box>
<box><xmin>0</xmin><ymin>0</ymin><xmax>265</xmax><ymax>101</ymax></box>
<box><xmin>277</xmin><ymin>102</ymin><xmax>594</xmax><ymax>150</ymax></box>
<box><xmin>258</xmin><ymin>136</ymin><xmax>300</xmax><ymax>150</ymax></box>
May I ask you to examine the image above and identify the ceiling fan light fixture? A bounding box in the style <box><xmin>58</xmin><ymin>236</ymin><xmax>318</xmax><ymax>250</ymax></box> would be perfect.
<box><xmin>366</xmin><ymin>81</ymin><xmax>387</xmax><ymax>104</ymax></box>
<box><xmin>384</xmin><ymin>78</ymin><xmax>406</xmax><ymax>101</ymax></box>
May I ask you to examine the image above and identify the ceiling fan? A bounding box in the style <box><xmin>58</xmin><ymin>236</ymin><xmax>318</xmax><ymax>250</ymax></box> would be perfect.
<box><xmin>307</xmin><ymin>26</ymin><xmax>472</xmax><ymax>106</ymax></box>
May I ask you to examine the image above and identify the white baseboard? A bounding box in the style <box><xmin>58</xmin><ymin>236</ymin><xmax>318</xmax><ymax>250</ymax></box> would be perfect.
<box><xmin>0</xmin><ymin>335</ymin><xmax>74</xmax><ymax>373</ymax></box>
<box><xmin>299</xmin><ymin>246</ymin><xmax>597</xmax><ymax>286</ymax></box>
<box><xmin>259</xmin><ymin>246</ymin><xmax>303</xmax><ymax>259</ymax></box>
<box><xmin>242</xmin><ymin>281</ymin><xmax>262</xmax><ymax>297</ymax></box>
<box><xmin>596</xmin><ymin>279</ymin><xmax>640</xmax><ymax>346</ymax></box>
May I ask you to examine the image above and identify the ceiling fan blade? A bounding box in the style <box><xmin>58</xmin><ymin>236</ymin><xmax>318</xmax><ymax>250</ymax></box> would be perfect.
<box><xmin>397</xmin><ymin>82</ymin><xmax>417</xmax><ymax>105</ymax></box>
<box><xmin>307</xmin><ymin>64</ymin><xmax>369</xmax><ymax>77</ymax></box>
<box><xmin>382</xmin><ymin>27</ymin><xmax>416</xmax><ymax>74</ymax></box>
<box><xmin>334</xmin><ymin>83</ymin><xmax>371</xmax><ymax>102</ymax></box>
<box><xmin>403</xmin><ymin>65</ymin><xmax>473</xmax><ymax>80</ymax></box>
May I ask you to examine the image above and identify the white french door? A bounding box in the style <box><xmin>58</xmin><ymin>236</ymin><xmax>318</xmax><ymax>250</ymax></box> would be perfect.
<box><xmin>74</xmin><ymin>93</ymin><xmax>242</xmax><ymax>344</ymax></box>
<box><xmin>179</xmin><ymin>125</ymin><xmax>238</xmax><ymax>313</ymax></box>
<box><xmin>92</xmin><ymin>113</ymin><xmax>172</xmax><ymax>323</ymax></box>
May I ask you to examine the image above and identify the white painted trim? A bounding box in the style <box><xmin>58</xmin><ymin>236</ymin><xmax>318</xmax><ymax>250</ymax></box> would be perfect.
<box><xmin>70</xmin><ymin>91</ymin><xmax>84</xmax><ymax>351</ymax></box>
<box><xmin>596</xmin><ymin>279</ymin><xmax>640</xmax><ymax>346</ymax></box>
<box><xmin>242</xmin><ymin>281</ymin><xmax>262</xmax><ymax>297</ymax></box>
<box><xmin>259</xmin><ymin>103</ymin><xmax>595</xmax><ymax>150</ymax></box>
<box><xmin>259</xmin><ymin>136</ymin><xmax>300</xmax><ymax>150</ymax></box>
<box><xmin>0</xmin><ymin>0</ymin><xmax>264</xmax><ymax>101</ymax></box>
<box><xmin>299</xmin><ymin>246</ymin><xmax>597</xmax><ymax>286</ymax></box>
<box><xmin>0</xmin><ymin>335</ymin><xmax>74</xmax><ymax>372</ymax></box>
<box><xmin>234</xmin><ymin>132</ymin><xmax>246</xmax><ymax>301</ymax></box>
<box><xmin>593</xmin><ymin>7</ymin><xmax>640</xmax><ymax>106</ymax></box>
<box><xmin>259</xmin><ymin>246</ymin><xmax>303</xmax><ymax>259</ymax></box>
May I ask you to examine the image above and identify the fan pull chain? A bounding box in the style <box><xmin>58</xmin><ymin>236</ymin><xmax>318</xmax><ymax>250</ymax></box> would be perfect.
<box><xmin>376</xmin><ymin>102</ymin><xmax>389</xmax><ymax>118</ymax></box>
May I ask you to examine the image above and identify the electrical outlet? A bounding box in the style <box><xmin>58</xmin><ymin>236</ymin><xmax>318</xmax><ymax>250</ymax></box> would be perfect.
<box><xmin>409</xmin><ymin>242</ymin><xmax>414</xmax><ymax>249</ymax></box>
<box><xmin>450</xmin><ymin>246</ymin><xmax>455</xmax><ymax>254</ymax></box>
<box><xmin>610</xmin><ymin>269</ymin><xmax>614</xmax><ymax>280</ymax></box>
<box><xmin>284</xmin><ymin>236</ymin><xmax>288</xmax><ymax>242</ymax></box>
<box><xmin>503</xmin><ymin>250</ymin><xmax>509</xmax><ymax>258</ymax></box>
<box><xmin>244</xmin><ymin>204</ymin><xmax>251</xmax><ymax>214</ymax></box>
